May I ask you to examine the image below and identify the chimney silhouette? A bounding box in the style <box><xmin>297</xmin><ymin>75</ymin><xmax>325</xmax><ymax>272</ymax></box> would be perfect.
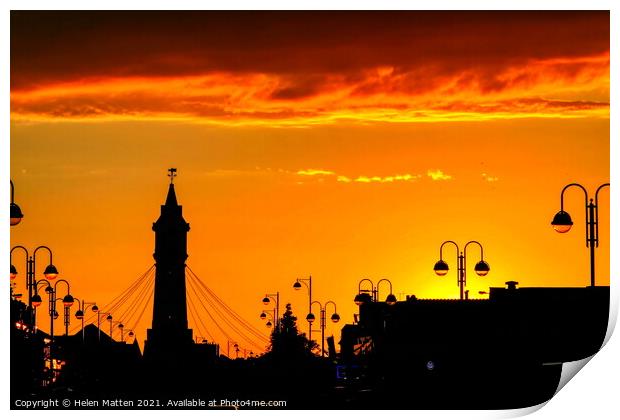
<box><xmin>144</xmin><ymin>169</ymin><xmax>193</xmax><ymax>360</ymax></box>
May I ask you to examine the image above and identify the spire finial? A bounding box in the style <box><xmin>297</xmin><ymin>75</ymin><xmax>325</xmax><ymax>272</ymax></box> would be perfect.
<box><xmin>168</xmin><ymin>168</ymin><xmax>177</xmax><ymax>184</ymax></box>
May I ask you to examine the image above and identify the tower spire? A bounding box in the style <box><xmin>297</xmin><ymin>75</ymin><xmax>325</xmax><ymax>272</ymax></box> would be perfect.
<box><xmin>168</xmin><ymin>168</ymin><xmax>177</xmax><ymax>184</ymax></box>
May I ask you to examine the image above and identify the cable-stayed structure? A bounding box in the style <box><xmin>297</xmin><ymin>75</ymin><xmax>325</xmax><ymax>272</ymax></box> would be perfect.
<box><xmin>70</xmin><ymin>265</ymin><xmax>155</xmax><ymax>337</ymax></box>
<box><xmin>186</xmin><ymin>266</ymin><xmax>269</xmax><ymax>353</ymax></box>
<box><xmin>71</xmin><ymin>264</ymin><xmax>269</xmax><ymax>354</ymax></box>
<box><xmin>70</xmin><ymin>173</ymin><xmax>270</xmax><ymax>356</ymax></box>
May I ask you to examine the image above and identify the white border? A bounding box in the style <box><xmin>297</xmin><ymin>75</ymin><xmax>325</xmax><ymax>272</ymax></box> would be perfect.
<box><xmin>2</xmin><ymin>2</ymin><xmax>617</xmax><ymax>419</ymax></box>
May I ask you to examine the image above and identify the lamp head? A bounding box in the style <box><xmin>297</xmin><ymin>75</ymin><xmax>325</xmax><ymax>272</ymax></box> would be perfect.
<box><xmin>293</xmin><ymin>281</ymin><xmax>302</xmax><ymax>290</ymax></box>
<box><xmin>62</xmin><ymin>294</ymin><xmax>75</xmax><ymax>307</ymax></box>
<box><xmin>10</xmin><ymin>264</ymin><xmax>18</xmax><ymax>280</ymax></box>
<box><xmin>306</xmin><ymin>313</ymin><xmax>315</xmax><ymax>323</ymax></box>
<box><xmin>118</xmin><ymin>323</ymin><xmax>124</xmax><ymax>329</ymax></box>
<box><xmin>91</xmin><ymin>305</ymin><xmax>99</xmax><ymax>312</ymax></box>
<box><xmin>75</xmin><ymin>310</ymin><xmax>84</xmax><ymax>319</ymax></box>
<box><xmin>10</xmin><ymin>203</ymin><xmax>24</xmax><ymax>226</ymax></box>
<box><xmin>331</xmin><ymin>313</ymin><xmax>341</xmax><ymax>323</ymax></box>
<box><xmin>44</xmin><ymin>285</ymin><xmax>54</xmax><ymax>294</ymax></box>
<box><xmin>31</xmin><ymin>294</ymin><xmax>43</xmax><ymax>307</ymax></box>
<box><xmin>354</xmin><ymin>293</ymin><xmax>372</xmax><ymax>306</ymax></box>
<box><xmin>262</xmin><ymin>297</ymin><xmax>270</xmax><ymax>305</ymax></box>
<box><xmin>386</xmin><ymin>294</ymin><xmax>397</xmax><ymax>305</ymax></box>
<box><xmin>106</xmin><ymin>314</ymin><xmax>113</xmax><ymax>321</ymax></box>
<box><xmin>551</xmin><ymin>210</ymin><xmax>573</xmax><ymax>233</ymax></box>
<box><xmin>128</xmin><ymin>331</ymin><xmax>134</xmax><ymax>337</ymax></box>
<box><xmin>265</xmin><ymin>321</ymin><xmax>272</xmax><ymax>328</ymax></box>
<box><xmin>474</xmin><ymin>261</ymin><xmax>490</xmax><ymax>276</ymax></box>
<box><xmin>43</xmin><ymin>264</ymin><xmax>59</xmax><ymax>281</ymax></box>
<box><xmin>433</xmin><ymin>260</ymin><xmax>449</xmax><ymax>276</ymax></box>
<box><xmin>259</xmin><ymin>312</ymin><xmax>267</xmax><ymax>320</ymax></box>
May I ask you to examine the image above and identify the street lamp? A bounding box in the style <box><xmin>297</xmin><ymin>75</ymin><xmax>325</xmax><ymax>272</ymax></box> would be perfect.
<box><xmin>354</xmin><ymin>278</ymin><xmax>397</xmax><ymax>305</ymax></box>
<box><xmin>259</xmin><ymin>308</ymin><xmax>277</xmax><ymax>330</ymax></box>
<box><xmin>293</xmin><ymin>276</ymin><xmax>313</xmax><ymax>341</ymax></box>
<box><xmin>96</xmin><ymin>312</ymin><xmax>113</xmax><ymax>342</ymax></box>
<box><xmin>433</xmin><ymin>241</ymin><xmax>490</xmax><ymax>300</ymax></box>
<box><xmin>50</xmin><ymin>296</ymin><xmax>73</xmax><ymax>337</ymax></box>
<box><xmin>10</xmin><ymin>180</ymin><xmax>24</xmax><ymax>226</ymax></box>
<box><xmin>113</xmin><ymin>321</ymin><xmax>125</xmax><ymax>342</ymax></box>
<box><xmin>124</xmin><ymin>330</ymin><xmax>135</xmax><ymax>342</ymax></box>
<box><xmin>10</xmin><ymin>246</ymin><xmax>59</xmax><ymax>321</ymax></box>
<box><xmin>551</xmin><ymin>183</ymin><xmax>610</xmax><ymax>287</ymax></box>
<box><xmin>31</xmin><ymin>279</ymin><xmax>74</xmax><ymax>361</ymax></box>
<box><xmin>308</xmin><ymin>300</ymin><xmax>340</xmax><ymax>357</ymax></box>
<box><xmin>74</xmin><ymin>300</ymin><xmax>98</xmax><ymax>343</ymax></box>
<box><xmin>262</xmin><ymin>292</ymin><xmax>280</xmax><ymax>331</ymax></box>
<box><xmin>226</xmin><ymin>341</ymin><xmax>239</xmax><ymax>358</ymax></box>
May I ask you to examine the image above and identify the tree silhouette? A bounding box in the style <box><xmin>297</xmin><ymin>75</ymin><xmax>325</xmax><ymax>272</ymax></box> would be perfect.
<box><xmin>268</xmin><ymin>303</ymin><xmax>317</xmax><ymax>361</ymax></box>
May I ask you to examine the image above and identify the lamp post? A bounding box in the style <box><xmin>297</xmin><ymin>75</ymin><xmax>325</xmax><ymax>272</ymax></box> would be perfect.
<box><xmin>259</xmin><ymin>308</ymin><xmax>276</xmax><ymax>330</ymax></box>
<box><xmin>227</xmin><ymin>341</ymin><xmax>239</xmax><ymax>358</ymax></box>
<box><xmin>10</xmin><ymin>180</ymin><xmax>24</xmax><ymax>226</ymax></box>
<box><xmin>113</xmin><ymin>321</ymin><xmax>125</xmax><ymax>342</ymax></box>
<box><xmin>307</xmin><ymin>300</ymin><xmax>340</xmax><ymax>357</ymax></box>
<box><xmin>74</xmin><ymin>300</ymin><xmax>99</xmax><ymax>343</ymax></box>
<box><xmin>551</xmin><ymin>183</ymin><xmax>610</xmax><ymax>287</ymax></box>
<box><xmin>31</xmin><ymin>279</ymin><xmax>74</xmax><ymax>361</ymax></box>
<box><xmin>56</xmin><ymin>298</ymin><xmax>71</xmax><ymax>336</ymax></box>
<box><xmin>293</xmin><ymin>276</ymin><xmax>313</xmax><ymax>341</ymax></box>
<box><xmin>354</xmin><ymin>278</ymin><xmax>398</xmax><ymax>305</ymax></box>
<box><xmin>10</xmin><ymin>246</ymin><xmax>59</xmax><ymax>322</ymax></box>
<box><xmin>96</xmin><ymin>312</ymin><xmax>113</xmax><ymax>342</ymax></box>
<box><xmin>262</xmin><ymin>292</ymin><xmax>280</xmax><ymax>331</ymax></box>
<box><xmin>125</xmin><ymin>330</ymin><xmax>135</xmax><ymax>343</ymax></box>
<box><xmin>433</xmin><ymin>241</ymin><xmax>490</xmax><ymax>300</ymax></box>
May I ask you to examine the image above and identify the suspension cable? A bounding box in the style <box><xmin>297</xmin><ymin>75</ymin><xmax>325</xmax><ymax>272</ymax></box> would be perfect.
<box><xmin>187</xmin><ymin>274</ymin><xmax>265</xmax><ymax>350</ymax></box>
<box><xmin>70</xmin><ymin>265</ymin><xmax>155</xmax><ymax>334</ymax></box>
<box><xmin>187</xmin><ymin>266</ymin><xmax>268</xmax><ymax>342</ymax></box>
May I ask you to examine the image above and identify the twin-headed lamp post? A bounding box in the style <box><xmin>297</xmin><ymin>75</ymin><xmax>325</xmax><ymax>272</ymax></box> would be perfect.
<box><xmin>31</xmin><ymin>279</ymin><xmax>74</xmax><ymax>361</ymax></box>
<box><xmin>551</xmin><ymin>182</ymin><xmax>610</xmax><ymax>287</ymax></box>
<box><xmin>260</xmin><ymin>308</ymin><xmax>276</xmax><ymax>329</ymax></box>
<box><xmin>433</xmin><ymin>241</ymin><xmax>490</xmax><ymax>300</ymax></box>
<box><xmin>262</xmin><ymin>292</ymin><xmax>280</xmax><ymax>331</ymax></box>
<box><xmin>10</xmin><ymin>246</ymin><xmax>59</xmax><ymax>317</ymax></box>
<box><xmin>306</xmin><ymin>300</ymin><xmax>340</xmax><ymax>357</ymax></box>
<box><xmin>354</xmin><ymin>278</ymin><xmax>397</xmax><ymax>305</ymax></box>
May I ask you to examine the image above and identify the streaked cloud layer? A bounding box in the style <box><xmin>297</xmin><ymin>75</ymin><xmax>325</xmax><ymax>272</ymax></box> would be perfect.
<box><xmin>10</xmin><ymin>11</ymin><xmax>609</xmax><ymax>125</ymax></box>
<box><xmin>296</xmin><ymin>169</ymin><xmax>453</xmax><ymax>184</ymax></box>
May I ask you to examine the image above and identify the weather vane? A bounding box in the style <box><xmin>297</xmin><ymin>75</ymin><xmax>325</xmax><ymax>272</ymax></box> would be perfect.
<box><xmin>168</xmin><ymin>168</ymin><xmax>177</xmax><ymax>184</ymax></box>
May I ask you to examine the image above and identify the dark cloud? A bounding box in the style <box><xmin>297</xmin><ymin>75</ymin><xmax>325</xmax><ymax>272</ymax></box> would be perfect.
<box><xmin>11</xmin><ymin>11</ymin><xmax>609</xmax><ymax>90</ymax></box>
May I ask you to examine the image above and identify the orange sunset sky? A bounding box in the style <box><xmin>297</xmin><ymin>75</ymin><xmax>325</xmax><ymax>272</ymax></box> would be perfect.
<box><xmin>9</xmin><ymin>11</ymin><xmax>610</xmax><ymax>354</ymax></box>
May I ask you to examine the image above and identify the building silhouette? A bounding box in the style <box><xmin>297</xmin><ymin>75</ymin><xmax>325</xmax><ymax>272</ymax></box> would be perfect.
<box><xmin>142</xmin><ymin>170</ymin><xmax>218</xmax><ymax>377</ymax></box>
<box><xmin>144</xmin><ymin>170</ymin><xmax>194</xmax><ymax>362</ymax></box>
<box><xmin>339</xmin><ymin>282</ymin><xmax>610</xmax><ymax>409</ymax></box>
